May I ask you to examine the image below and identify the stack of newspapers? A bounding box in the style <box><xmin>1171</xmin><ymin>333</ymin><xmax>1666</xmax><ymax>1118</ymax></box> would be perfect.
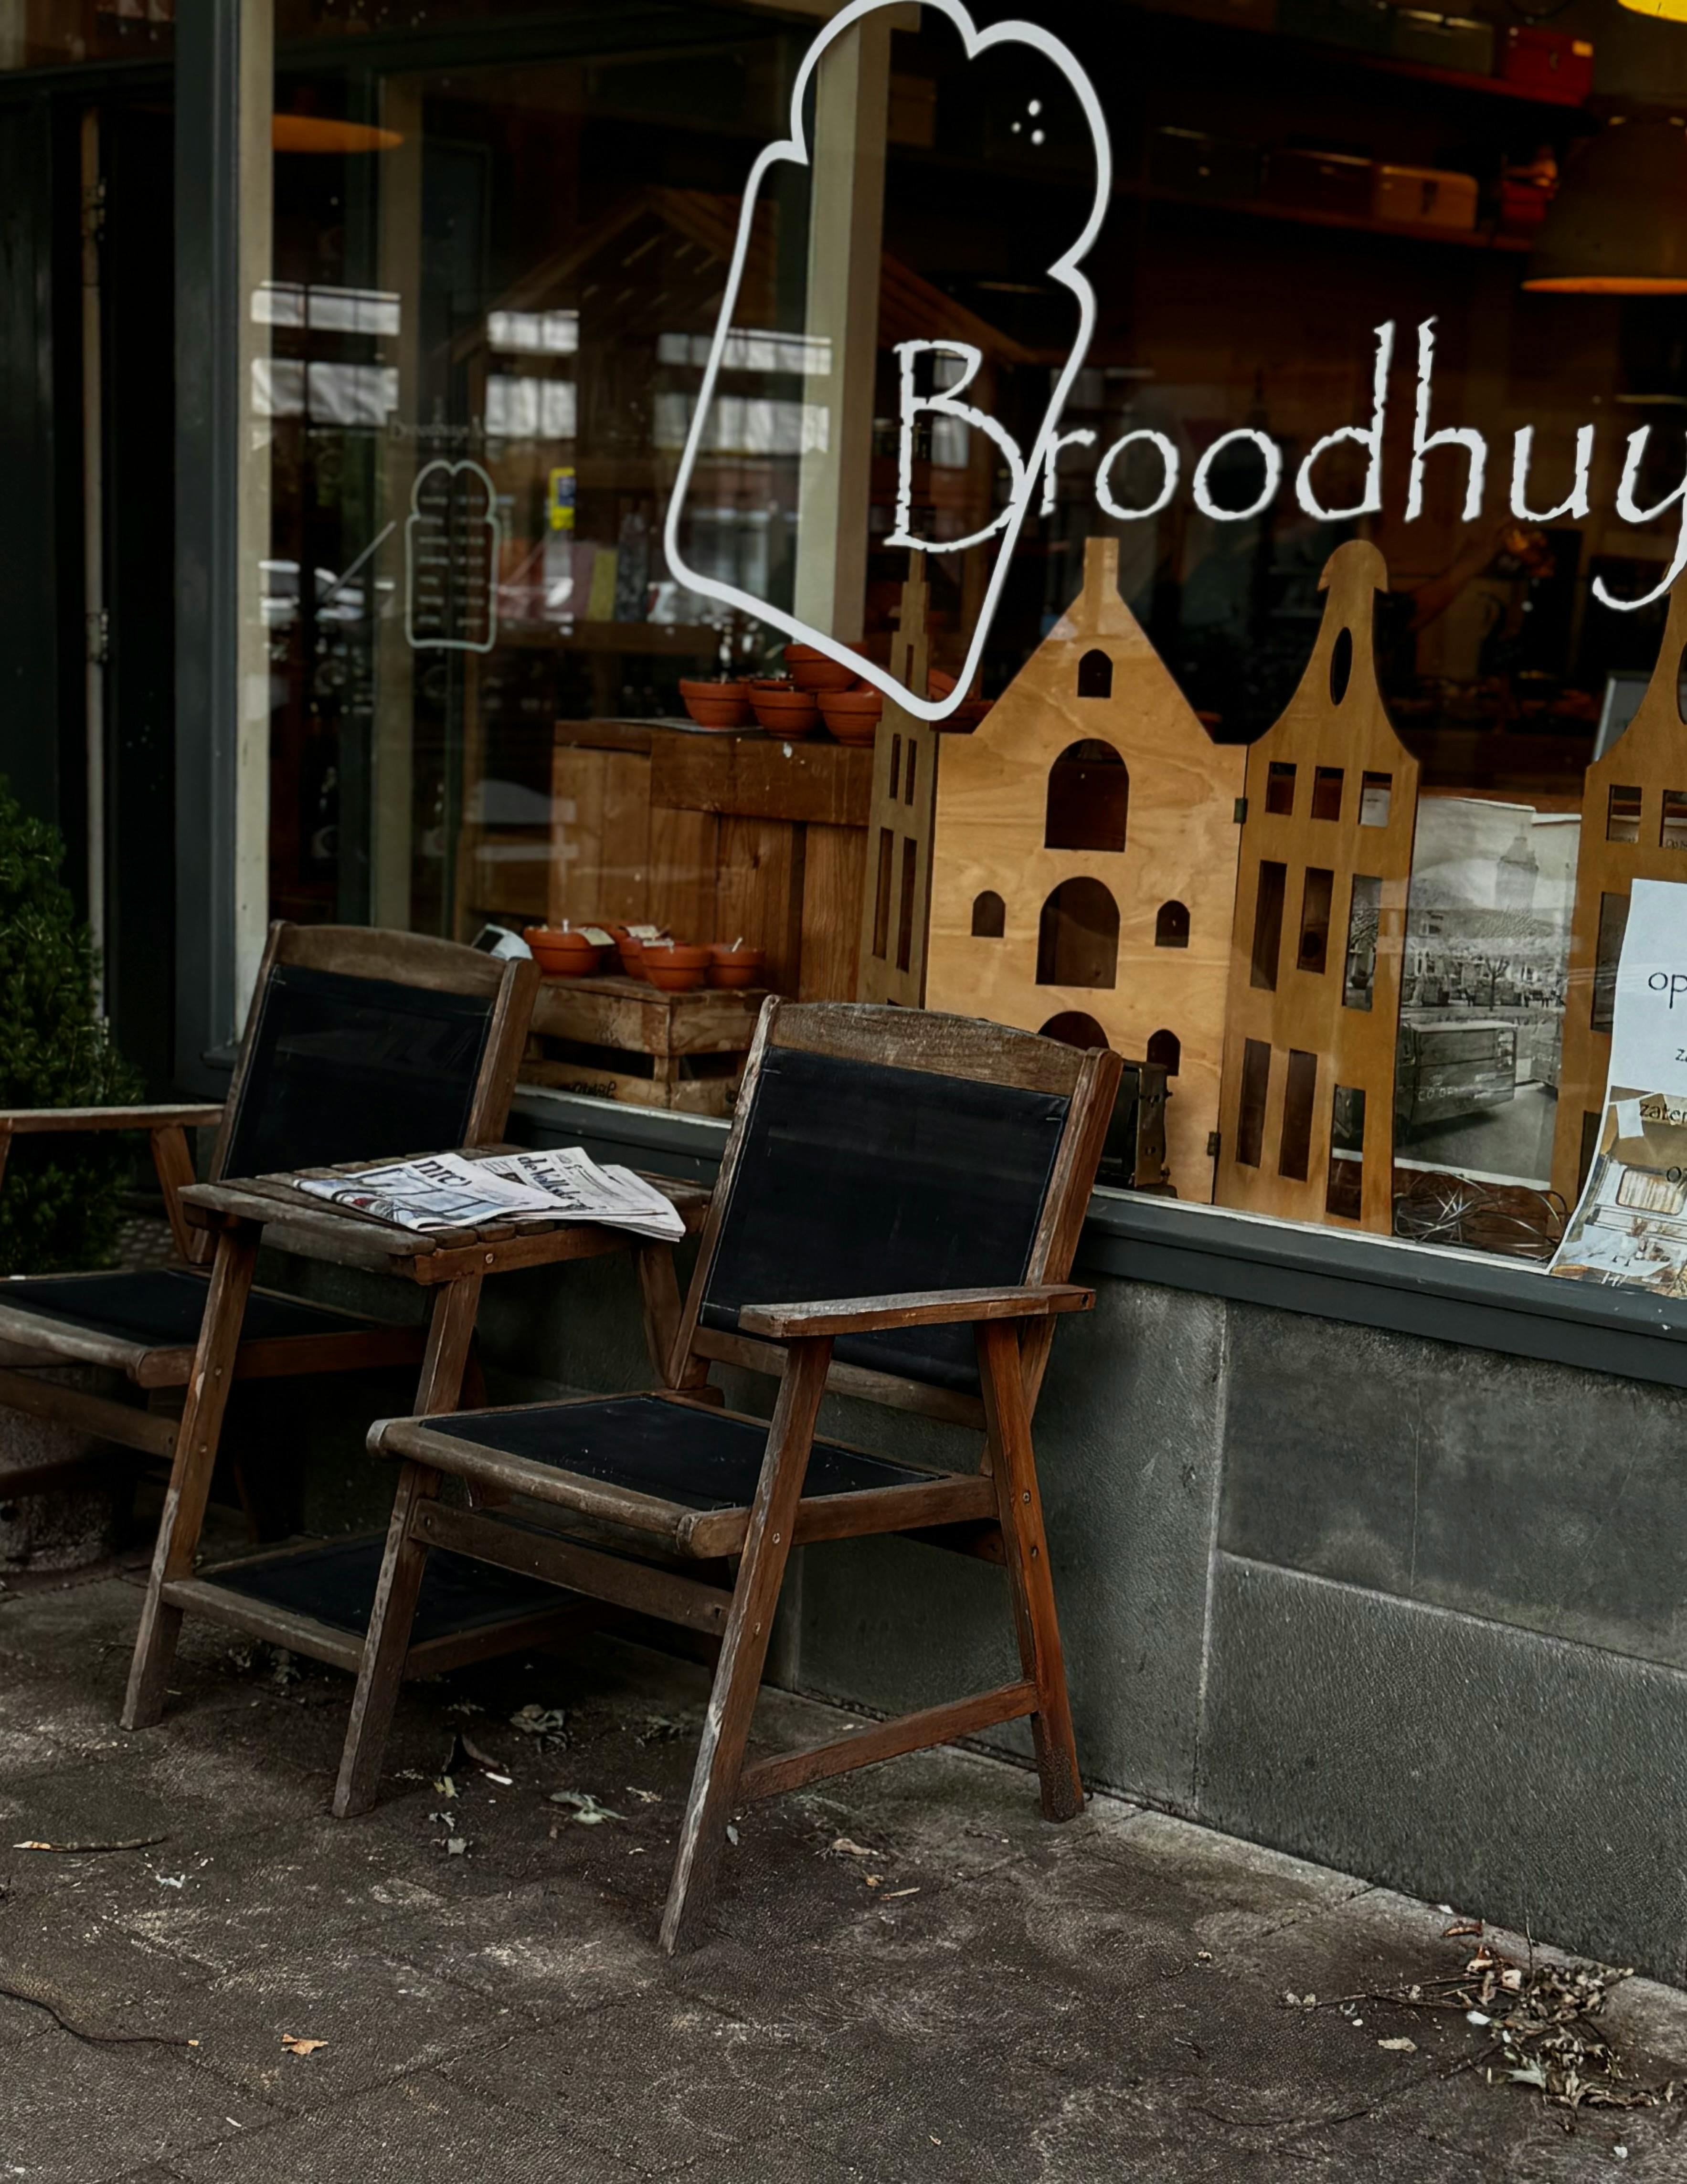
<box><xmin>291</xmin><ymin>1147</ymin><xmax>685</xmax><ymax>1242</ymax></box>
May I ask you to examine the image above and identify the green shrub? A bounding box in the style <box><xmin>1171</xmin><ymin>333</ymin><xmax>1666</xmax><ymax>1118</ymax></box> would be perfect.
<box><xmin>0</xmin><ymin>780</ymin><xmax>142</xmax><ymax>1274</ymax></box>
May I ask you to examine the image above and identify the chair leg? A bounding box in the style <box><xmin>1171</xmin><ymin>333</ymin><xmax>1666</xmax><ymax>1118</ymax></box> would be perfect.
<box><xmin>122</xmin><ymin>1222</ymin><xmax>261</xmax><ymax>1730</ymax></box>
<box><xmin>659</xmin><ymin>1334</ymin><xmax>833</xmax><ymax>1958</ymax></box>
<box><xmin>333</xmin><ymin>1458</ymin><xmax>439</xmax><ymax>1817</ymax></box>
<box><xmin>332</xmin><ymin>1275</ymin><xmax>483</xmax><ymax>1818</ymax></box>
<box><xmin>976</xmin><ymin>1319</ymin><xmax>1083</xmax><ymax>1822</ymax></box>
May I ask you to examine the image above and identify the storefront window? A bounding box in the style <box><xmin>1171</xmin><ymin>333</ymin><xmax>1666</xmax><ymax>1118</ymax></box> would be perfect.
<box><xmin>0</xmin><ymin>0</ymin><xmax>172</xmax><ymax>68</ymax></box>
<box><xmin>262</xmin><ymin>0</ymin><xmax>1687</xmax><ymax>1284</ymax></box>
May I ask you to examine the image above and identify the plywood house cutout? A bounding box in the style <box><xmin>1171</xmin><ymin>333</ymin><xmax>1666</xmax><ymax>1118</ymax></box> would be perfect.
<box><xmin>925</xmin><ymin>536</ymin><xmax>1245</xmax><ymax>1198</ymax></box>
<box><xmin>858</xmin><ymin>559</ymin><xmax>936</xmax><ymax>1006</ymax></box>
<box><xmin>1551</xmin><ymin>573</ymin><xmax>1687</xmax><ymax>1207</ymax></box>
<box><xmin>1213</xmin><ymin>539</ymin><xmax>1419</xmax><ymax>1233</ymax></box>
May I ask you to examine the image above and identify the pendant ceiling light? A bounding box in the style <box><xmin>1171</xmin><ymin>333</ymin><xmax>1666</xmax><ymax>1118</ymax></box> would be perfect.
<box><xmin>1618</xmin><ymin>0</ymin><xmax>1687</xmax><ymax>20</ymax></box>
<box><xmin>1524</xmin><ymin>117</ymin><xmax>1687</xmax><ymax>294</ymax></box>
<box><xmin>272</xmin><ymin>115</ymin><xmax>403</xmax><ymax>154</ymax></box>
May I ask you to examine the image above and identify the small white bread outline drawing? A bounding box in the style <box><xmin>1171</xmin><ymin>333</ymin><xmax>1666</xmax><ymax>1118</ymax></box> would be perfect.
<box><xmin>405</xmin><ymin>457</ymin><xmax>501</xmax><ymax>655</ymax></box>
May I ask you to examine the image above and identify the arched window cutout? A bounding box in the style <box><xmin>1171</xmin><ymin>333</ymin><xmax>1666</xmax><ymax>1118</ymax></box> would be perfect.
<box><xmin>971</xmin><ymin>889</ymin><xmax>1006</xmax><ymax>938</ymax></box>
<box><xmin>1036</xmin><ymin>877</ymin><xmax>1119</xmax><ymax>989</ymax></box>
<box><xmin>1046</xmin><ymin>740</ymin><xmax>1128</xmax><ymax>853</ymax></box>
<box><xmin>1329</xmin><ymin>627</ymin><xmax>1354</xmax><ymax>707</ymax></box>
<box><xmin>1039</xmin><ymin>1011</ymin><xmax>1112</xmax><ymax>1050</ymax></box>
<box><xmin>1147</xmin><ymin>1027</ymin><xmax>1181</xmax><ymax>1077</ymax></box>
<box><xmin>1077</xmin><ymin>648</ymin><xmax>1113</xmax><ymax>698</ymax></box>
<box><xmin>1155</xmin><ymin>899</ymin><xmax>1190</xmax><ymax>949</ymax></box>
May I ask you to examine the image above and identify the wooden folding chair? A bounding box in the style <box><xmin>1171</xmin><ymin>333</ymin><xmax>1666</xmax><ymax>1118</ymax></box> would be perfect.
<box><xmin>0</xmin><ymin>922</ymin><xmax>537</xmax><ymax>1719</ymax></box>
<box><xmin>336</xmin><ymin>1001</ymin><xmax>1120</xmax><ymax>1954</ymax></box>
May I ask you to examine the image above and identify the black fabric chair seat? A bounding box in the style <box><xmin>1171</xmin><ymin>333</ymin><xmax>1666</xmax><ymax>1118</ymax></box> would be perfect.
<box><xmin>210</xmin><ymin>1535</ymin><xmax>560</xmax><ymax>1642</ymax></box>
<box><xmin>430</xmin><ymin>1392</ymin><xmax>951</xmax><ymax>1512</ymax></box>
<box><xmin>0</xmin><ymin>1268</ymin><xmax>381</xmax><ymax>1349</ymax></box>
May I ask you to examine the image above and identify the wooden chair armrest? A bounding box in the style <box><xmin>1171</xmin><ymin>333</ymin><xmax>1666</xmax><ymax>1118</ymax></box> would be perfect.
<box><xmin>736</xmin><ymin>1284</ymin><xmax>1093</xmax><ymax>1341</ymax></box>
<box><xmin>0</xmin><ymin>1104</ymin><xmax>224</xmax><ymax>1134</ymax></box>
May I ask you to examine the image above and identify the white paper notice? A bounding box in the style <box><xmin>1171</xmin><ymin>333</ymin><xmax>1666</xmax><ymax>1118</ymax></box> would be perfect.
<box><xmin>1605</xmin><ymin>878</ymin><xmax>1687</xmax><ymax>1098</ymax></box>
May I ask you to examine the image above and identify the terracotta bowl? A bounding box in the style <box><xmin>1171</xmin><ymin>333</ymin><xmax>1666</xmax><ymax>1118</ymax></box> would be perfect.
<box><xmin>748</xmin><ymin>680</ymin><xmax>820</xmax><ymax>736</ymax></box>
<box><xmin>927</xmin><ymin>669</ymin><xmax>957</xmax><ymax>699</ymax></box>
<box><xmin>523</xmin><ymin>926</ymin><xmax>605</xmax><ymax>977</ymax></box>
<box><xmin>817</xmin><ymin>687</ymin><xmax>883</xmax><ymax>746</ymax></box>
<box><xmin>707</xmin><ymin>943</ymin><xmax>766</xmax><ymax>990</ymax></box>
<box><xmin>609</xmin><ymin>925</ymin><xmax>649</xmax><ymax>980</ymax></box>
<box><xmin>641</xmin><ymin>940</ymin><xmax>711</xmax><ymax>993</ymax></box>
<box><xmin>784</xmin><ymin>643</ymin><xmax>858</xmax><ymax>695</ymax></box>
<box><xmin>679</xmin><ymin>677</ymin><xmax>752</xmax><ymax>731</ymax></box>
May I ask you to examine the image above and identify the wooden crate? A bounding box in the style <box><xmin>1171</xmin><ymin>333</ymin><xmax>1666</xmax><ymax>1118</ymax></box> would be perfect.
<box><xmin>549</xmin><ymin>720</ymin><xmax>870</xmax><ymax>1001</ymax></box>
<box><xmin>522</xmin><ymin>971</ymin><xmax>765</xmax><ymax>1116</ymax></box>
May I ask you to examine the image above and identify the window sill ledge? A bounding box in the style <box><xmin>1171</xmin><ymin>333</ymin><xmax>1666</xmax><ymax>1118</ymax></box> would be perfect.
<box><xmin>506</xmin><ymin>1081</ymin><xmax>1687</xmax><ymax>1390</ymax></box>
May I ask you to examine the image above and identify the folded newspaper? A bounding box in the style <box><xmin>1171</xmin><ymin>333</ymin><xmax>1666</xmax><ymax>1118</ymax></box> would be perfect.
<box><xmin>291</xmin><ymin>1147</ymin><xmax>684</xmax><ymax>1242</ymax></box>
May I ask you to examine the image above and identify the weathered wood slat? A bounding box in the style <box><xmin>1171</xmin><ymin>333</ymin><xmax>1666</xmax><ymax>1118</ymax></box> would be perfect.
<box><xmin>411</xmin><ymin>1500</ymin><xmax>732</xmax><ymax>1633</ymax></box>
<box><xmin>0</xmin><ymin>1304</ymin><xmax>150</xmax><ymax>1378</ymax></box>
<box><xmin>0</xmin><ymin>1105</ymin><xmax>224</xmax><ymax>1133</ymax></box>
<box><xmin>737</xmin><ymin>1283</ymin><xmax>1093</xmax><ymax>1340</ymax></box>
<box><xmin>372</xmin><ymin>1416</ymin><xmax>694</xmax><ymax>1550</ymax></box>
<box><xmin>159</xmin><ymin>1576</ymin><xmax>365</xmax><ymax>1673</ymax></box>
<box><xmin>738</xmin><ymin>1680</ymin><xmax>1039</xmax><ymax>1803</ymax></box>
<box><xmin>769</xmin><ymin>1001</ymin><xmax>1091</xmax><ymax>1096</ymax></box>
<box><xmin>0</xmin><ymin>1368</ymin><xmax>176</xmax><ymax>1456</ymax></box>
<box><xmin>690</xmin><ymin>1326</ymin><xmax>988</xmax><ymax>1430</ymax></box>
<box><xmin>786</xmin><ymin>1471</ymin><xmax>996</xmax><ymax>1547</ymax></box>
<box><xmin>651</xmin><ymin>733</ymin><xmax>873</xmax><ymax>828</ymax></box>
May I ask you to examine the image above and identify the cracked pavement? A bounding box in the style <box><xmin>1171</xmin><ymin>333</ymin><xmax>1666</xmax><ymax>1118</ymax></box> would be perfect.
<box><xmin>3</xmin><ymin>1538</ymin><xmax>1687</xmax><ymax>2181</ymax></box>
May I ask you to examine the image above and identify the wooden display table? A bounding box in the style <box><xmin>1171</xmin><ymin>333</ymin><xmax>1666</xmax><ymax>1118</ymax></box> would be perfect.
<box><xmin>524</xmin><ymin>970</ymin><xmax>767</xmax><ymax>1116</ymax></box>
<box><xmin>549</xmin><ymin>719</ymin><xmax>872</xmax><ymax>1001</ymax></box>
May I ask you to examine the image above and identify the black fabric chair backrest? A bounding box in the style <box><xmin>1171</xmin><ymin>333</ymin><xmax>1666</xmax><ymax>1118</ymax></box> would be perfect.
<box><xmin>217</xmin><ymin>961</ymin><xmax>497</xmax><ymax>1182</ymax></box>
<box><xmin>700</xmin><ymin>1043</ymin><xmax>1072</xmax><ymax>1394</ymax></box>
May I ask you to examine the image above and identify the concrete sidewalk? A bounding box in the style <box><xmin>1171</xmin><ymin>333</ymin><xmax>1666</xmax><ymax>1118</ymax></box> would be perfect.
<box><xmin>2</xmin><ymin>1551</ymin><xmax>1685</xmax><ymax>2182</ymax></box>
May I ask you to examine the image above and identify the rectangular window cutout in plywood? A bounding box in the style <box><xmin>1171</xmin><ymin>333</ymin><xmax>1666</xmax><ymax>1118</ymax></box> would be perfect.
<box><xmin>872</xmin><ymin>828</ymin><xmax>894</xmax><ymax>962</ymax></box>
<box><xmin>1297</xmin><ymin>867</ymin><xmax>1334</xmax><ymax>975</ymax></box>
<box><xmin>1358</xmin><ymin>771</ymin><xmax>1391</xmax><ymax>827</ymax></box>
<box><xmin>1342</xmin><ymin>874</ymin><xmax>1380</xmax><ymax>1011</ymax></box>
<box><xmin>1663</xmin><ymin>790</ymin><xmax>1687</xmax><ymax>851</ymax></box>
<box><xmin>896</xmin><ymin>839</ymin><xmax>918</xmax><ymax>972</ymax></box>
<box><xmin>1278</xmin><ymin>1047</ymin><xmax>1317</xmax><ymax>1181</ymax></box>
<box><xmin>1592</xmin><ymin>888</ymin><xmax>1629</xmax><ymax>1034</ymax></box>
<box><xmin>1311</xmin><ymin>767</ymin><xmax>1344</xmax><ymax>821</ymax></box>
<box><xmin>1265</xmin><ymin>763</ymin><xmax>1296</xmax><ymax>816</ymax></box>
<box><xmin>1251</xmin><ymin>861</ymin><xmax>1286</xmax><ymax>990</ymax></box>
<box><xmin>1237</xmin><ymin>1037</ymin><xmax>1270</xmax><ymax>1167</ymax></box>
<box><xmin>1607</xmin><ymin>784</ymin><xmax>1643</xmax><ymax>845</ymax></box>
<box><xmin>1325</xmin><ymin>1084</ymin><xmax>1364</xmax><ymax>1219</ymax></box>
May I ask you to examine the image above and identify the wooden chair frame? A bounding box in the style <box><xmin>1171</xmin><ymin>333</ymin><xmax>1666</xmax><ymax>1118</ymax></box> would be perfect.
<box><xmin>0</xmin><ymin>922</ymin><xmax>536</xmax><ymax>1717</ymax></box>
<box><xmin>336</xmin><ymin>1000</ymin><xmax>1120</xmax><ymax>1955</ymax></box>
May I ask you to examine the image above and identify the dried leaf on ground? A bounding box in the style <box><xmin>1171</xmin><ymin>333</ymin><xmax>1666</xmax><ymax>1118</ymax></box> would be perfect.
<box><xmin>510</xmin><ymin>1704</ymin><xmax>567</xmax><ymax>1740</ymax></box>
<box><xmin>1350</xmin><ymin>1940</ymin><xmax>1676</xmax><ymax>2112</ymax></box>
<box><xmin>280</xmin><ymin>2034</ymin><xmax>328</xmax><ymax>2057</ymax></box>
<box><xmin>831</xmin><ymin>1837</ymin><xmax>878</xmax><ymax>1859</ymax></box>
<box><xmin>548</xmin><ymin>1790</ymin><xmax>624</xmax><ymax>1825</ymax></box>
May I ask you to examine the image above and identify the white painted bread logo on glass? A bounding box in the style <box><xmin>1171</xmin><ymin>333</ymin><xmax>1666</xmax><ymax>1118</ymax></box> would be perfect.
<box><xmin>661</xmin><ymin>0</ymin><xmax>1112</xmax><ymax>725</ymax></box>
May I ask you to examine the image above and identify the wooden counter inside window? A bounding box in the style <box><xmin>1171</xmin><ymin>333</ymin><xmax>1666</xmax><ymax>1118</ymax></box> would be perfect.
<box><xmin>549</xmin><ymin>718</ymin><xmax>871</xmax><ymax>1001</ymax></box>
